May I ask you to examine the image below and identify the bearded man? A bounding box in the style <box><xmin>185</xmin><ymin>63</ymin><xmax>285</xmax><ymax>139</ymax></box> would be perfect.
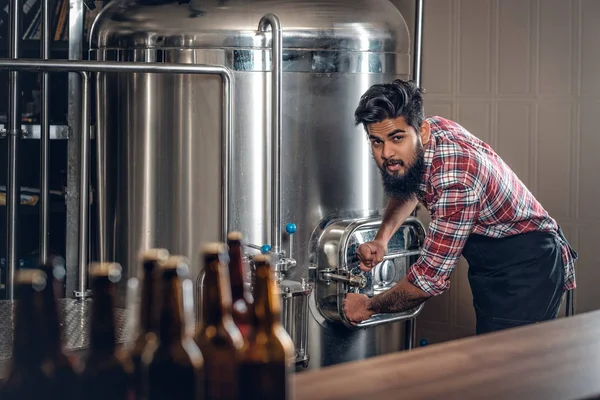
<box><xmin>343</xmin><ymin>79</ymin><xmax>578</xmax><ymax>335</ymax></box>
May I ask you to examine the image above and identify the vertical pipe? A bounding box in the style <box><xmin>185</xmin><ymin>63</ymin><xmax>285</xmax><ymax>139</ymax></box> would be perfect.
<box><xmin>221</xmin><ymin>73</ymin><xmax>232</xmax><ymax>242</ymax></box>
<box><xmin>413</xmin><ymin>0</ymin><xmax>424</xmax><ymax>87</ymax></box>
<box><xmin>66</xmin><ymin>0</ymin><xmax>84</xmax><ymax>297</ymax></box>
<box><xmin>258</xmin><ymin>14</ymin><xmax>282</xmax><ymax>253</ymax></box>
<box><xmin>405</xmin><ymin>0</ymin><xmax>425</xmax><ymax>351</ymax></box>
<box><xmin>77</xmin><ymin>72</ymin><xmax>91</xmax><ymax>296</ymax></box>
<box><xmin>6</xmin><ymin>0</ymin><xmax>22</xmax><ymax>300</ymax></box>
<box><xmin>39</xmin><ymin>0</ymin><xmax>52</xmax><ymax>265</ymax></box>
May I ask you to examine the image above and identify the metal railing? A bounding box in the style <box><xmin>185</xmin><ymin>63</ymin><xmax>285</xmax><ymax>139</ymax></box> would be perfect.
<box><xmin>0</xmin><ymin>58</ymin><xmax>233</xmax><ymax>299</ymax></box>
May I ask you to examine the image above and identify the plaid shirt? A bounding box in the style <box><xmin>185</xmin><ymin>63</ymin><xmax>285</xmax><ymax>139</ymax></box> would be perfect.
<box><xmin>407</xmin><ymin>116</ymin><xmax>578</xmax><ymax>296</ymax></box>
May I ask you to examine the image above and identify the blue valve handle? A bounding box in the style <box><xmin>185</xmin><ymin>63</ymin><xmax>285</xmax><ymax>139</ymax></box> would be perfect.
<box><xmin>285</xmin><ymin>223</ymin><xmax>297</xmax><ymax>234</ymax></box>
<box><xmin>260</xmin><ymin>224</ymin><xmax>295</xmax><ymax>255</ymax></box>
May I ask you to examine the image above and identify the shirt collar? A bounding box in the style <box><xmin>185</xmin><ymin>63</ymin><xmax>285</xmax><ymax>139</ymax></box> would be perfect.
<box><xmin>418</xmin><ymin>116</ymin><xmax>436</xmax><ymax>200</ymax></box>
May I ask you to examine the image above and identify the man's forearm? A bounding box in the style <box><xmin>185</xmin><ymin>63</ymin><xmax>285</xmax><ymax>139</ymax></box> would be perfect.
<box><xmin>374</xmin><ymin>197</ymin><xmax>419</xmax><ymax>244</ymax></box>
<box><xmin>366</xmin><ymin>276</ymin><xmax>430</xmax><ymax>314</ymax></box>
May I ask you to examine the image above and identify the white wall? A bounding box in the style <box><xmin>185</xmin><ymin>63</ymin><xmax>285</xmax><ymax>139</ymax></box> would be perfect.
<box><xmin>392</xmin><ymin>0</ymin><xmax>600</xmax><ymax>344</ymax></box>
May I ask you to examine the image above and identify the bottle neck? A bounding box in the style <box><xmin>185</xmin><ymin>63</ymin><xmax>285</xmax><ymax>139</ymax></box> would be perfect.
<box><xmin>228</xmin><ymin>242</ymin><xmax>247</xmax><ymax>304</ymax></box>
<box><xmin>13</xmin><ymin>286</ymin><xmax>46</xmax><ymax>369</ymax></box>
<box><xmin>158</xmin><ymin>274</ymin><xmax>184</xmax><ymax>345</ymax></box>
<box><xmin>252</xmin><ymin>265</ymin><xmax>281</xmax><ymax>330</ymax></box>
<box><xmin>40</xmin><ymin>272</ymin><xmax>67</xmax><ymax>363</ymax></box>
<box><xmin>89</xmin><ymin>277</ymin><xmax>117</xmax><ymax>355</ymax></box>
<box><xmin>202</xmin><ymin>259</ymin><xmax>233</xmax><ymax>326</ymax></box>
<box><xmin>139</xmin><ymin>263</ymin><xmax>157</xmax><ymax>333</ymax></box>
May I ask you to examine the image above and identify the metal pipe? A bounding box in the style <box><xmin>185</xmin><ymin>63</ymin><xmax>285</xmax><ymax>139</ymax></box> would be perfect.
<box><xmin>258</xmin><ymin>14</ymin><xmax>283</xmax><ymax>254</ymax></box>
<box><xmin>404</xmin><ymin>319</ymin><xmax>416</xmax><ymax>350</ymax></box>
<box><xmin>404</xmin><ymin>0</ymin><xmax>425</xmax><ymax>350</ymax></box>
<box><xmin>221</xmin><ymin>70</ymin><xmax>233</xmax><ymax>243</ymax></box>
<box><xmin>77</xmin><ymin>72</ymin><xmax>90</xmax><ymax>297</ymax></box>
<box><xmin>413</xmin><ymin>0</ymin><xmax>424</xmax><ymax>87</ymax></box>
<box><xmin>0</xmin><ymin>58</ymin><xmax>233</xmax><ymax>297</ymax></box>
<box><xmin>5</xmin><ymin>0</ymin><xmax>22</xmax><ymax>300</ymax></box>
<box><xmin>39</xmin><ymin>0</ymin><xmax>52</xmax><ymax>265</ymax></box>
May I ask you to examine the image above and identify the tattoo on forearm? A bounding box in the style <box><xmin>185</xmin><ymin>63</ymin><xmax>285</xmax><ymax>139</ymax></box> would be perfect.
<box><xmin>367</xmin><ymin>289</ymin><xmax>425</xmax><ymax>314</ymax></box>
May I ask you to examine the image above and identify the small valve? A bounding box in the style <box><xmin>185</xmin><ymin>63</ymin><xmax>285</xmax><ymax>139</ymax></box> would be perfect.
<box><xmin>285</xmin><ymin>223</ymin><xmax>297</xmax><ymax>234</ymax></box>
<box><xmin>286</xmin><ymin>222</ymin><xmax>296</xmax><ymax>262</ymax></box>
<box><xmin>260</xmin><ymin>244</ymin><xmax>272</xmax><ymax>254</ymax></box>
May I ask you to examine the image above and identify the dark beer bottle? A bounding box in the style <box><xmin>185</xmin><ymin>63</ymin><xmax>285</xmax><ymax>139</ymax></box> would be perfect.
<box><xmin>238</xmin><ymin>255</ymin><xmax>295</xmax><ymax>400</ymax></box>
<box><xmin>38</xmin><ymin>258</ymin><xmax>77</xmax><ymax>399</ymax></box>
<box><xmin>194</xmin><ymin>242</ymin><xmax>244</xmax><ymax>400</ymax></box>
<box><xmin>227</xmin><ymin>232</ymin><xmax>253</xmax><ymax>338</ymax></box>
<box><xmin>78</xmin><ymin>262</ymin><xmax>134</xmax><ymax>400</ymax></box>
<box><xmin>0</xmin><ymin>270</ymin><xmax>58</xmax><ymax>399</ymax></box>
<box><xmin>129</xmin><ymin>248</ymin><xmax>169</xmax><ymax>398</ymax></box>
<box><xmin>144</xmin><ymin>255</ymin><xmax>205</xmax><ymax>400</ymax></box>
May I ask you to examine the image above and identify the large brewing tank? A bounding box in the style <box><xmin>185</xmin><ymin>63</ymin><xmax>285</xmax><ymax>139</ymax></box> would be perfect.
<box><xmin>90</xmin><ymin>0</ymin><xmax>415</xmax><ymax>370</ymax></box>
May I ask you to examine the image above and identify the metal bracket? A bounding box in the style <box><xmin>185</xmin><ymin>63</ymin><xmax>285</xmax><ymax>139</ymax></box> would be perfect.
<box><xmin>0</xmin><ymin>124</ymin><xmax>71</xmax><ymax>139</ymax></box>
<box><xmin>74</xmin><ymin>289</ymin><xmax>92</xmax><ymax>299</ymax></box>
<box><xmin>320</xmin><ymin>268</ymin><xmax>366</xmax><ymax>292</ymax></box>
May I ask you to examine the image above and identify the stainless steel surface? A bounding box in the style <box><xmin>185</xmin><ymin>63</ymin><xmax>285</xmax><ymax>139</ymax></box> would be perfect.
<box><xmin>258</xmin><ymin>14</ymin><xmax>283</xmax><ymax>256</ymax></box>
<box><xmin>280</xmin><ymin>279</ymin><xmax>311</xmax><ymax>367</ymax></box>
<box><xmin>90</xmin><ymin>0</ymin><xmax>414</xmax><ymax>370</ymax></box>
<box><xmin>5</xmin><ymin>0</ymin><xmax>22</xmax><ymax>300</ymax></box>
<box><xmin>66</xmin><ymin>0</ymin><xmax>85</xmax><ymax>298</ymax></box>
<box><xmin>76</xmin><ymin>72</ymin><xmax>91</xmax><ymax>298</ymax></box>
<box><xmin>39</xmin><ymin>0</ymin><xmax>51</xmax><ymax>265</ymax></box>
<box><xmin>94</xmin><ymin>0</ymin><xmax>410</xmax><ymax>54</ymax></box>
<box><xmin>313</xmin><ymin>216</ymin><xmax>426</xmax><ymax>329</ymax></box>
<box><xmin>413</xmin><ymin>0</ymin><xmax>424</xmax><ymax>87</ymax></box>
<box><xmin>306</xmin><ymin>294</ymin><xmax>408</xmax><ymax>371</ymax></box>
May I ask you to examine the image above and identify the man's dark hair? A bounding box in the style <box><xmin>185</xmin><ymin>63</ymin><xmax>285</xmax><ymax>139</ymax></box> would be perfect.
<box><xmin>354</xmin><ymin>79</ymin><xmax>425</xmax><ymax>133</ymax></box>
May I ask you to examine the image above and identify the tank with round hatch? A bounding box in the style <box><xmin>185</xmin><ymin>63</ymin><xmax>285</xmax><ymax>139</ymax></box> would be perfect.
<box><xmin>90</xmin><ymin>0</ymin><xmax>414</xmax><ymax>370</ymax></box>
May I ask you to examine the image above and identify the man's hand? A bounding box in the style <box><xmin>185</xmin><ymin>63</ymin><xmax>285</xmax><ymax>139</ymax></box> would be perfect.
<box><xmin>356</xmin><ymin>240</ymin><xmax>387</xmax><ymax>272</ymax></box>
<box><xmin>343</xmin><ymin>293</ymin><xmax>375</xmax><ymax>324</ymax></box>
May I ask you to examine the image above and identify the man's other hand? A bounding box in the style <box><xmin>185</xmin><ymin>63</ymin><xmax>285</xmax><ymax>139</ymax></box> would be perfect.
<box><xmin>343</xmin><ymin>293</ymin><xmax>375</xmax><ymax>324</ymax></box>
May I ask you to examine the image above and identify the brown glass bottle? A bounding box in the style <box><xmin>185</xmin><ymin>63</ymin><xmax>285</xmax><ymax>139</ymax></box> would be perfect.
<box><xmin>238</xmin><ymin>255</ymin><xmax>295</xmax><ymax>400</ymax></box>
<box><xmin>194</xmin><ymin>242</ymin><xmax>244</xmax><ymax>400</ymax></box>
<box><xmin>38</xmin><ymin>259</ymin><xmax>77</xmax><ymax>400</ymax></box>
<box><xmin>129</xmin><ymin>248</ymin><xmax>169</xmax><ymax>398</ymax></box>
<box><xmin>227</xmin><ymin>232</ymin><xmax>253</xmax><ymax>338</ymax></box>
<box><xmin>144</xmin><ymin>255</ymin><xmax>205</xmax><ymax>400</ymax></box>
<box><xmin>78</xmin><ymin>263</ymin><xmax>134</xmax><ymax>400</ymax></box>
<box><xmin>0</xmin><ymin>270</ymin><xmax>62</xmax><ymax>400</ymax></box>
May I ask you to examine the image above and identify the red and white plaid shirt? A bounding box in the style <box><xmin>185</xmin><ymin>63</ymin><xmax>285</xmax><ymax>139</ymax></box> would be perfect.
<box><xmin>407</xmin><ymin>116</ymin><xmax>577</xmax><ymax>296</ymax></box>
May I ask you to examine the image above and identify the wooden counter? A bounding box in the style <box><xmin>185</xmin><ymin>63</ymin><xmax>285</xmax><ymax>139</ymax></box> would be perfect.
<box><xmin>293</xmin><ymin>309</ymin><xmax>600</xmax><ymax>400</ymax></box>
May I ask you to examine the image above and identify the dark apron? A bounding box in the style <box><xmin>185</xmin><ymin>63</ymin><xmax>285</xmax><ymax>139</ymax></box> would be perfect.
<box><xmin>462</xmin><ymin>229</ymin><xmax>567</xmax><ymax>335</ymax></box>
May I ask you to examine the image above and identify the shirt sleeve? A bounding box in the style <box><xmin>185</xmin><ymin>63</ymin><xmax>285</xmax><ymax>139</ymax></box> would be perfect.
<box><xmin>406</xmin><ymin>182</ymin><xmax>481</xmax><ymax>296</ymax></box>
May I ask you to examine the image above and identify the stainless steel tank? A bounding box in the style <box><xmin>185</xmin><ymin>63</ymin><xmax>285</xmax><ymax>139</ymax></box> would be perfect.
<box><xmin>90</xmin><ymin>0</ymin><xmax>422</xmax><ymax>371</ymax></box>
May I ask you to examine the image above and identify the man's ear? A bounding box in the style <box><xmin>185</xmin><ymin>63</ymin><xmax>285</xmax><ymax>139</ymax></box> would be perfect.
<box><xmin>419</xmin><ymin>120</ymin><xmax>431</xmax><ymax>145</ymax></box>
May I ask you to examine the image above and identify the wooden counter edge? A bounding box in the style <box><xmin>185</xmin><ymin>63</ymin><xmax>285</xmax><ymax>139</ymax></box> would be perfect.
<box><xmin>293</xmin><ymin>309</ymin><xmax>600</xmax><ymax>400</ymax></box>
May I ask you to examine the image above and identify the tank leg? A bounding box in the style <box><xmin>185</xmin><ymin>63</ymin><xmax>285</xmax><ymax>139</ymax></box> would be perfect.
<box><xmin>404</xmin><ymin>318</ymin><xmax>416</xmax><ymax>350</ymax></box>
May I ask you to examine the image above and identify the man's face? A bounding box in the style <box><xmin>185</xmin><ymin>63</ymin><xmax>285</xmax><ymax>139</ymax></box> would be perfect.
<box><xmin>367</xmin><ymin>117</ymin><xmax>429</xmax><ymax>201</ymax></box>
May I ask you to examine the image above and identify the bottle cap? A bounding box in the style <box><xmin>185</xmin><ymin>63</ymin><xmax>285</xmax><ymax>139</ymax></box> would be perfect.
<box><xmin>226</xmin><ymin>231</ymin><xmax>243</xmax><ymax>242</ymax></box>
<box><xmin>138</xmin><ymin>248</ymin><xmax>170</xmax><ymax>262</ymax></box>
<box><xmin>15</xmin><ymin>269</ymin><xmax>47</xmax><ymax>291</ymax></box>
<box><xmin>159</xmin><ymin>255</ymin><xmax>190</xmax><ymax>277</ymax></box>
<box><xmin>253</xmin><ymin>254</ymin><xmax>271</xmax><ymax>264</ymax></box>
<box><xmin>89</xmin><ymin>262</ymin><xmax>123</xmax><ymax>283</ymax></box>
<box><xmin>201</xmin><ymin>242</ymin><xmax>228</xmax><ymax>255</ymax></box>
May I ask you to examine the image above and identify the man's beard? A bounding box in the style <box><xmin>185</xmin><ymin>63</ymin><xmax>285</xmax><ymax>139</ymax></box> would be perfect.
<box><xmin>378</xmin><ymin>144</ymin><xmax>426</xmax><ymax>203</ymax></box>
